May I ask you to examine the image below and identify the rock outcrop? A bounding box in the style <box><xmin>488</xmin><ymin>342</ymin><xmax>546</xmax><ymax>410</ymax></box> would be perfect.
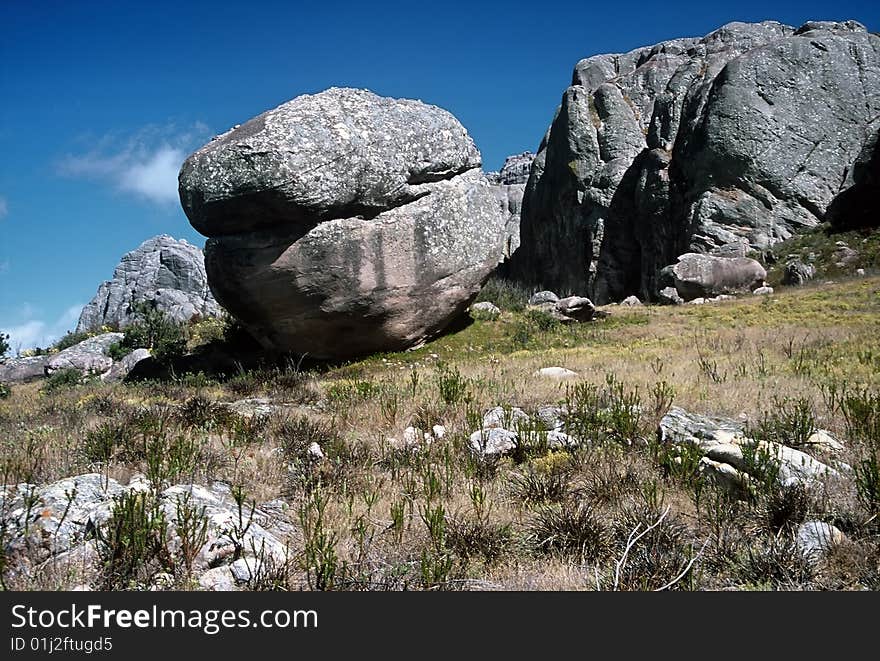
<box><xmin>45</xmin><ymin>332</ymin><xmax>123</xmax><ymax>376</ymax></box>
<box><xmin>77</xmin><ymin>235</ymin><xmax>220</xmax><ymax>333</ymax></box>
<box><xmin>0</xmin><ymin>474</ymin><xmax>291</xmax><ymax>590</ymax></box>
<box><xmin>507</xmin><ymin>20</ymin><xmax>880</xmax><ymax>303</ymax></box>
<box><xmin>488</xmin><ymin>153</ymin><xmax>536</xmax><ymax>260</ymax></box>
<box><xmin>179</xmin><ymin>87</ymin><xmax>506</xmax><ymax>359</ymax></box>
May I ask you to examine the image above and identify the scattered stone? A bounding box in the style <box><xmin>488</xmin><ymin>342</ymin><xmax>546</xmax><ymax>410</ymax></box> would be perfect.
<box><xmin>687</xmin><ymin>297</ymin><xmax>707</xmax><ymax>305</ymax></box>
<box><xmin>469</xmin><ymin>428</ymin><xmax>518</xmax><ymax>457</ymax></box>
<box><xmin>699</xmin><ymin>457</ymin><xmax>751</xmax><ymax>497</ymax></box>
<box><xmin>198</xmin><ymin>566</ymin><xmax>237</xmax><ymax>591</ymax></box>
<box><xmin>657</xmin><ymin>287</ymin><xmax>684</xmax><ymax>305</ymax></box>
<box><xmin>782</xmin><ymin>259</ymin><xmax>816</xmax><ymax>286</ymax></box>
<box><xmin>482</xmin><ymin>406</ymin><xmax>529</xmax><ymax>429</ymax></box>
<box><xmin>528</xmin><ymin>291</ymin><xmax>559</xmax><ymax>306</ymax></box>
<box><xmin>805</xmin><ymin>430</ymin><xmax>845</xmax><ymax>454</ymax></box>
<box><xmin>45</xmin><ymin>333</ymin><xmax>124</xmax><ymax>377</ymax></box>
<box><xmin>658</xmin><ymin>407</ymin><xmax>838</xmax><ymax>490</ymax></box>
<box><xmin>797</xmin><ymin>521</ymin><xmax>846</xmax><ymax>562</ymax></box>
<box><xmin>833</xmin><ymin>244</ymin><xmax>859</xmax><ymax>267</ymax></box>
<box><xmin>470</xmin><ymin>302</ymin><xmax>501</xmax><ymax>320</ymax></box>
<box><xmin>856</xmin><ymin>268</ymin><xmax>866</xmax><ymax>276</ymax></box>
<box><xmin>101</xmin><ymin>348</ymin><xmax>151</xmax><ymax>383</ymax></box>
<box><xmin>620</xmin><ymin>295</ymin><xmax>643</xmax><ymax>306</ymax></box>
<box><xmin>534</xmin><ymin>366</ymin><xmax>578</xmax><ymax>380</ymax></box>
<box><xmin>535</xmin><ymin>405</ymin><xmax>566</xmax><ymax>431</ymax></box>
<box><xmin>555</xmin><ymin>296</ymin><xmax>596</xmax><ymax>321</ymax></box>
<box><xmin>226</xmin><ymin>398</ymin><xmax>275</xmax><ymax>419</ymax></box>
<box><xmin>307</xmin><ymin>442</ymin><xmax>325</xmax><ymax>462</ymax></box>
<box><xmin>752</xmin><ymin>286</ymin><xmax>774</xmax><ymax>296</ymax></box>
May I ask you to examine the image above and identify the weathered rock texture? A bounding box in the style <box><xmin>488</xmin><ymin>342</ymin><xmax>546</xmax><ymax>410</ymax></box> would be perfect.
<box><xmin>488</xmin><ymin>153</ymin><xmax>535</xmax><ymax>259</ymax></box>
<box><xmin>508</xmin><ymin>20</ymin><xmax>880</xmax><ymax>302</ymax></box>
<box><xmin>661</xmin><ymin>253</ymin><xmax>766</xmax><ymax>300</ymax></box>
<box><xmin>179</xmin><ymin>87</ymin><xmax>505</xmax><ymax>359</ymax></box>
<box><xmin>77</xmin><ymin>235</ymin><xmax>220</xmax><ymax>332</ymax></box>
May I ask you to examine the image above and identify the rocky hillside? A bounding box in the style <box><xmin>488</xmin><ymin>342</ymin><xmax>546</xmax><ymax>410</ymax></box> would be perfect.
<box><xmin>507</xmin><ymin>20</ymin><xmax>880</xmax><ymax>303</ymax></box>
<box><xmin>77</xmin><ymin>234</ymin><xmax>221</xmax><ymax>332</ymax></box>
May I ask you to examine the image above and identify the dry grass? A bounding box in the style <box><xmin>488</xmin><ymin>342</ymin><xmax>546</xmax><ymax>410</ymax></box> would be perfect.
<box><xmin>2</xmin><ymin>276</ymin><xmax>879</xmax><ymax>590</ymax></box>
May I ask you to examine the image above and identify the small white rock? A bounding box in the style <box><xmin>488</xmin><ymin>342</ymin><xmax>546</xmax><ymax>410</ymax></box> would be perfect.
<box><xmin>753</xmin><ymin>286</ymin><xmax>774</xmax><ymax>296</ymax></box>
<box><xmin>534</xmin><ymin>367</ymin><xmax>578</xmax><ymax>380</ymax></box>
<box><xmin>307</xmin><ymin>442</ymin><xmax>325</xmax><ymax>461</ymax></box>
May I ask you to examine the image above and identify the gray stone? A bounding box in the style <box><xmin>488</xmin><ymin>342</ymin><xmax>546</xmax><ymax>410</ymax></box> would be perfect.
<box><xmin>534</xmin><ymin>366</ymin><xmax>578</xmax><ymax>380</ymax></box>
<box><xmin>752</xmin><ymin>286</ymin><xmax>774</xmax><ymax>296</ymax></box>
<box><xmin>77</xmin><ymin>235</ymin><xmax>220</xmax><ymax>333</ymax></box>
<box><xmin>0</xmin><ymin>355</ymin><xmax>50</xmax><ymax>383</ymax></box>
<box><xmin>555</xmin><ymin>295</ymin><xmax>597</xmax><ymax>321</ymax></box>
<box><xmin>45</xmin><ymin>332</ymin><xmax>123</xmax><ymax>376</ymax></box>
<box><xmin>657</xmin><ymin>287</ymin><xmax>684</xmax><ymax>305</ymax></box>
<box><xmin>528</xmin><ymin>291</ymin><xmax>559</xmax><ymax>306</ymax></box>
<box><xmin>620</xmin><ymin>295</ymin><xmax>643</xmax><ymax>306</ymax></box>
<box><xmin>782</xmin><ymin>259</ymin><xmax>816</xmax><ymax>286</ymax></box>
<box><xmin>482</xmin><ymin>406</ymin><xmax>529</xmax><ymax>430</ymax></box>
<box><xmin>487</xmin><ymin>153</ymin><xmax>535</xmax><ymax>259</ymax></box>
<box><xmin>659</xmin><ymin>407</ymin><xmax>839</xmax><ymax>490</ymax></box>
<box><xmin>507</xmin><ymin>20</ymin><xmax>880</xmax><ymax>303</ymax></box>
<box><xmin>180</xmin><ymin>88</ymin><xmax>505</xmax><ymax>360</ymax></box>
<box><xmin>470</xmin><ymin>301</ymin><xmax>501</xmax><ymax>319</ymax></box>
<box><xmin>667</xmin><ymin>253</ymin><xmax>766</xmax><ymax>300</ymax></box>
<box><xmin>796</xmin><ymin>521</ymin><xmax>846</xmax><ymax>562</ymax></box>
<box><xmin>469</xmin><ymin>428</ymin><xmax>518</xmax><ymax>457</ymax></box>
<box><xmin>101</xmin><ymin>348</ymin><xmax>151</xmax><ymax>383</ymax></box>
<box><xmin>699</xmin><ymin>457</ymin><xmax>751</xmax><ymax>497</ymax></box>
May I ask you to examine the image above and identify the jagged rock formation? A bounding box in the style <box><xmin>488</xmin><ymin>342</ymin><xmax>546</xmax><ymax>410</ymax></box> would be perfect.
<box><xmin>179</xmin><ymin>87</ymin><xmax>506</xmax><ymax>359</ymax></box>
<box><xmin>488</xmin><ymin>152</ymin><xmax>536</xmax><ymax>259</ymax></box>
<box><xmin>77</xmin><ymin>235</ymin><xmax>220</xmax><ymax>332</ymax></box>
<box><xmin>508</xmin><ymin>20</ymin><xmax>880</xmax><ymax>302</ymax></box>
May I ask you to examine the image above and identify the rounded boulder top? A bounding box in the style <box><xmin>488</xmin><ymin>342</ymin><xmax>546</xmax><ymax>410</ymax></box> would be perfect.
<box><xmin>179</xmin><ymin>87</ymin><xmax>483</xmax><ymax>237</ymax></box>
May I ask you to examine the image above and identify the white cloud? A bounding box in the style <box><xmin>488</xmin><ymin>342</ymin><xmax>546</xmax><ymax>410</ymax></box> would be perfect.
<box><xmin>0</xmin><ymin>196</ymin><xmax>7</xmax><ymax>219</ymax></box>
<box><xmin>58</xmin><ymin>123</ymin><xmax>210</xmax><ymax>207</ymax></box>
<box><xmin>1</xmin><ymin>304</ymin><xmax>84</xmax><ymax>354</ymax></box>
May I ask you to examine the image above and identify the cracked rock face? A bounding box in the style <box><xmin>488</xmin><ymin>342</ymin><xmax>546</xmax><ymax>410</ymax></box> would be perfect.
<box><xmin>508</xmin><ymin>20</ymin><xmax>880</xmax><ymax>303</ymax></box>
<box><xmin>77</xmin><ymin>235</ymin><xmax>220</xmax><ymax>333</ymax></box>
<box><xmin>179</xmin><ymin>87</ymin><xmax>506</xmax><ymax>359</ymax></box>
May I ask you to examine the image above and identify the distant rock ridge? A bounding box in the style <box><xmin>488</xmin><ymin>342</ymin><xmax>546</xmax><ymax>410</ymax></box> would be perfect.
<box><xmin>488</xmin><ymin>152</ymin><xmax>536</xmax><ymax>259</ymax></box>
<box><xmin>506</xmin><ymin>19</ymin><xmax>880</xmax><ymax>302</ymax></box>
<box><xmin>76</xmin><ymin>235</ymin><xmax>221</xmax><ymax>333</ymax></box>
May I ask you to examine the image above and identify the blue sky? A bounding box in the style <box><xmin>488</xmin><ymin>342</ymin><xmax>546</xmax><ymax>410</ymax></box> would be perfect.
<box><xmin>1</xmin><ymin>0</ymin><xmax>877</xmax><ymax>352</ymax></box>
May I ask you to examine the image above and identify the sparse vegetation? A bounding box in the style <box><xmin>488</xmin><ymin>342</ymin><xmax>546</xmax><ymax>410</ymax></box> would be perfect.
<box><xmin>2</xmin><ymin>275</ymin><xmax>880</xmax><ymax>590</ymax></box>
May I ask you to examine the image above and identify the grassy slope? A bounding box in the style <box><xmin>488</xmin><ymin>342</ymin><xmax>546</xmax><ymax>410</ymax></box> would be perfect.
<box><xmin>2</xmin><ymin>276</ymin><xmax>879</xmax><ymax>590</ymax></box>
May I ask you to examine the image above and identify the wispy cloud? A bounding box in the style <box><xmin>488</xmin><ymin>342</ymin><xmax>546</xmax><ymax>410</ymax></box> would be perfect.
<box><xmin>57</xmin><ymin>122</ymin><xmax>211</xmax><ymax>207</ymax></box>
<box><xmin>1</xmin><ymin>304</ymin><xmax>84</xmax><ymax>353</ymax></box>
<box><xmin>0</xmin><ymin>195</ymin><xmax>7</xmax><ymax>219</ymax></box>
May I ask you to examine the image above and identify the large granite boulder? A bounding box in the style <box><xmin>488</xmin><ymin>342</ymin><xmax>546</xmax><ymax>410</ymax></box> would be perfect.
<box><xmin>76</xmin><ymin>235</ymin><xmax>221</xmax><ymax>333</ymax></box>
<box><xmin>0</xmin><ymin>355</ymin><xmax>50</xmax><ymax>383</ymax></box>
<box><xmin>507</xmin><ymin>20</ymin><xmax>880</xmax><ymax>302</ymax></box>
<box><xmin>662</xmin><ymin>253</ymin><xmax>766</xmax><ymax>300</ymax></box>
<box><xmin>45</xmin><ymin>332</ymin><xmax>124</xmax><ymax>376</ymax></box>
<box><xmin>179</xmin><ymin>87</ymin><xmax>506</xmax><ymax>359</ymax></box>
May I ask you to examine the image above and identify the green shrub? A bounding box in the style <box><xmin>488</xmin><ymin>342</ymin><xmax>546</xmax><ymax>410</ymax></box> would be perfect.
<box><xmin>0</xmin><ymin>332</ymin><xmax>10</xmax><ymax>358</ymax></box>
<box><xmin>107</xmin><ymin>341</ymin><xmax>132</xmax><ymax>361</ymax></box>
<box><xmin>474</xmin><ymin>276</ymin><xmax>530</xmax><ymax>312</ymax></box>
<box><xmin>119</xmin><ymin>302</ymin><xmax>186</xmax><ymax>363</ymax></box>
<box><xmin>53</xmin><ymin>330</ymin><xmax>92</xmax><ymax>351</ymax></box>
<box><xmin>0</xmin><ymin>382</ymin><xmax>10</xmax><ymax>399</ymax></box>
<box><xmin>43</xmin><ymin>368</ymin><xmax>84</xmax><ymax>392</ymax></box>
<box><xmin>96</xmin><ymin>491</ymin><xmax>173</xmax><ymax>590</ymax></box>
